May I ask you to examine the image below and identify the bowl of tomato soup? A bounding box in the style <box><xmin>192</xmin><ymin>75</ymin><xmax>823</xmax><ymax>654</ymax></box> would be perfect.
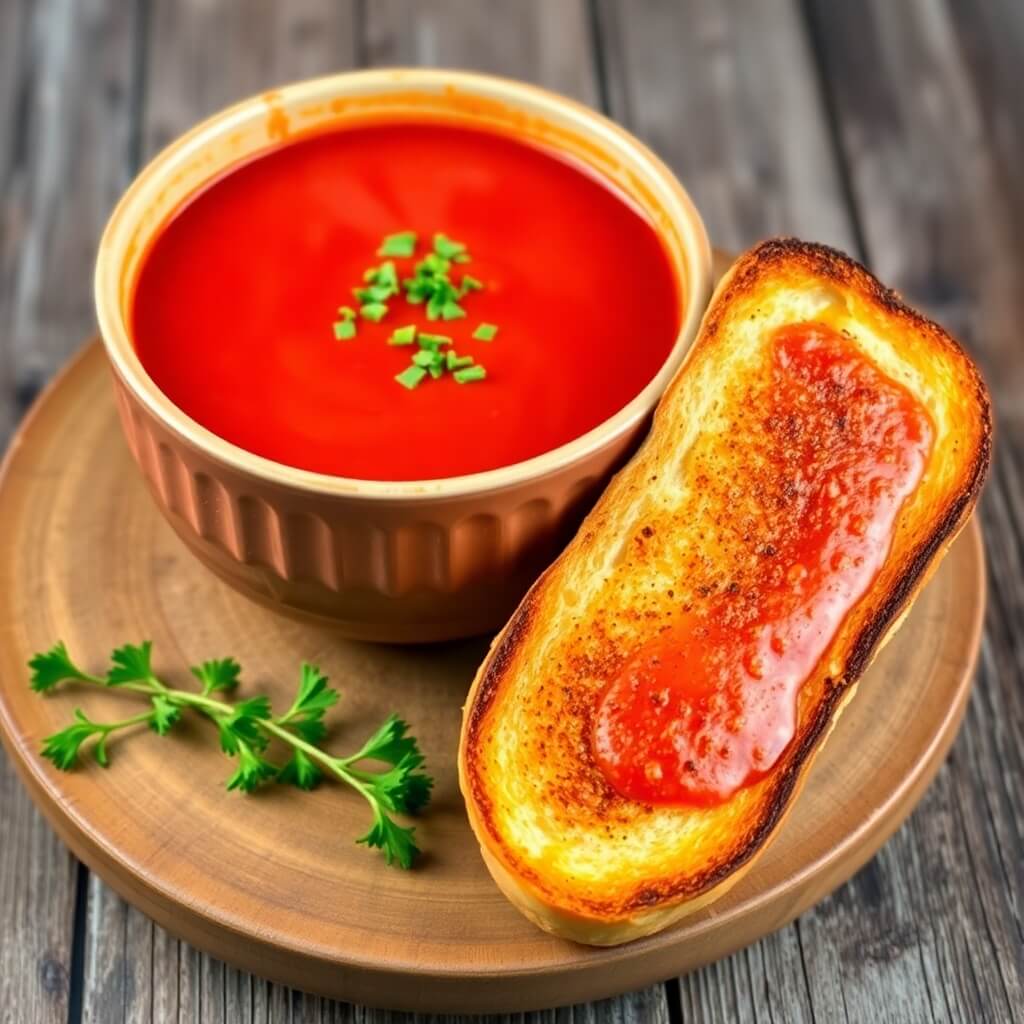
<box><xmin>95</xmin><ymin>69</ymin><xmax>711</xmax><ymax>641</ymax></box>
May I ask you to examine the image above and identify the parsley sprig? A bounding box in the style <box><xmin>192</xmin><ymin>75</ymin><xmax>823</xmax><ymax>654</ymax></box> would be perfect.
<box><xmin>29</xmin><ymin>641</ymin><xmax>433</xmax><ymax>869</ymax></box>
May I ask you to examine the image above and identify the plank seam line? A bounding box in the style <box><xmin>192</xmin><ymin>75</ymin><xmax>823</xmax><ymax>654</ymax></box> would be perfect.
<box><xmin>664</xmin><ymin>974</ymin><xmax>685</xmax><ymax>1024</ymax></box>
<box><xmin>585</xmin><ymin>0</ymin><xmax>613</xmax><ymax>116</ymax></box>
<box><xmin>797</xmin><ymin>0</ymin><xmax>871</xmax><ymax>265</ymax></box>
<box><xmin>65</xmin><ymin>860</ymin><xmax>89</xmax><ymax>1024</ymax></box>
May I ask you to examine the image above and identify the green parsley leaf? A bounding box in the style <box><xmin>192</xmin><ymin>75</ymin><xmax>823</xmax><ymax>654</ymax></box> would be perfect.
<box><xmin>377</xmin><ymin>231</ymin><xmax>418</xmax><ymax>258</ymax></box>
<box><xmin>389</xmin><ymin>325</ymin><xmax>417</xmax><ymax>346</ymax></box>
<box><xmin>41</xmin><ymin>709</ymin><xmax>104</xmax><ymax>770</ymax></box>
<box><xmin>338</xmin><ymin>305</ymin><xmax>356</xmax><ymax>320</ymax></box>
<box><xmin>357</xmin><ymin>808</ymin><xmax>420</xmax><ymax>869</ymax></box>
<box><xmin>454</xmin><ymin>366</ymin><xmax>487</xmax><ymax>384</ymax></box>
<box><xmin>278</xmin><ymin>663</ymin><xmax>339</xmax><ymax>745</ymax></box>
<box><xmin>217</xmin><ymin>696</ymin><xmax>272</xmax><ymax>755</ymax></box>
<box><xmin>333</xmin><ymin>319</ymin><xmax>357</xmax><ymax>341</ymax></box>
<box><xmin>360</xmin><ymin>302</ymin><xmax>389</xmax><ymax>322</ymax></box>
<box><xmin>190</xmin><ymin>657</ymin><xmax>241</xmax><ymax>695</ymax></box>
<box><xmin>458</xmin><ymin>275</ymin><xmax>483</xmax><ymax>295</ymax></box>
<box><xmin>472</xmin><ymin>323</ymin><xmax>498</xmax><ymax>342</ymax></box>
<box><xmin>108</xmin><ymin>642</ymin><xmax>153</xmax><ymax>685</ymax></box>
<box><xmin>395</xmin><ymin>365</ymin><xmax>428</xmax><ymax>390</ymax></box>
<box><xmin>28</xmin><ymin>642</ymin><xmax>92</xmax><ymax>692</ymax></box>
<box><xmin>347</xmin><ymin>713</ymin><xmax>421</xmax><ymax>766</ymax></box>
<box><xmin>149</xmin><ymin>695</ymin><xmax>181</xmax><ymax>736</ymax></box>
<box><xmin>441</xmin><ymin>299</ymin><xmax>466</xmax><ymax>321</ymax></box>
<box><xmin>225</xmin><ymin>743</ymin><xmax>278</xmax><ymax>793</ymax></box>
<box><xmin>278</xmin><ymin>749</ymin><xmax>323</xmax><ymax>790</ymax></box>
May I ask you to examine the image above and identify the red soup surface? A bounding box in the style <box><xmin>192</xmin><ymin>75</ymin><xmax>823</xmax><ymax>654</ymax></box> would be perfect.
<box><xmin>131</xmin><ymin>121</ymin><xmax>681</xmax><ymax>481</ymax></box>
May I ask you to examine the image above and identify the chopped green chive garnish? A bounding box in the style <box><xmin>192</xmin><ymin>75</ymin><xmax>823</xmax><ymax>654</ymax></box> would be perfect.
<box><xmin>360</xmin><ymin>303</ymin><xmax>389</xmax><ymax>322</ymax></box>
<box><xmin>446</xmin><ymin>351</ymin><xmax>474</xmax><ymax>371</ymax></box>
<box><xmin>354</xmin><ymin>284</ymin><xmax>392</xmax><ymax>304</ymax></box>
<box><xmin>473</xmin><ymin>323</ymin><xmax>498</xmax><ymax>342</ymax></box>
<box><xmin>395</xmin><ymin>365</ymin><xmax>427</xmax><ymax>390</ymax></box>
<box><xmin>377</xmin><ymin>231</ymin><xmax>418</xmax><ymax>258</ymax></box>
<box><xmin>418</xmin><ymin>332</ymin><xmax>452</xmax><ymax>349</ymax></box>
<box><xmin>389</xmin><ymin>325</ymin><xmax>417</xmax><ymax>346</ymax></box>
<box><xmin>334</xmin><ymin>229</ymin><xmax>493</xmax><ymax>388</ymax></box>
<box><xmin>434</xmin><ymin>233</ymin><xmax>469</xmax><ymax>262</ymax></box>
<box><xmin>412</xmin><ymin>349</ymin><xmax>443</xmax><ymax>369</ymax></box>
<box><xmin>375</xmin><ymin>261</ymin><xmax>399</xmax><ymax>292</ymax></box>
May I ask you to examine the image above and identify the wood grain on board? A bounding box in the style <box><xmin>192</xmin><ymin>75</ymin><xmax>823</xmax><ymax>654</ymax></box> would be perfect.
<box><xmin>0</xmin><ymin>0</ymin><xmax>1021</xmax><ymax>1021</ymax></box>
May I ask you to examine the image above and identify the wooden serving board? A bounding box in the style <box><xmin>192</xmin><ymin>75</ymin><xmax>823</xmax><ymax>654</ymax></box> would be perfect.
<box><xmin>0</xmin><ymin>341</ymin><xmax>985</xmax><ymax>1015</ymax></box>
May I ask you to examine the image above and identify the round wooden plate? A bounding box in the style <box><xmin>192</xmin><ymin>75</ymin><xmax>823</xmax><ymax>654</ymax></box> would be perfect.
<box><xmin>0</xmin><ymin>342</ymin><xmax>985</xmax><ymax>1015</ymax></box>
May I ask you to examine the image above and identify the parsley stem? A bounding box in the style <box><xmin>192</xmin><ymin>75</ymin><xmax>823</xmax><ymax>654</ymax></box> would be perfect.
<box><xmin>134</xmin><ymin>686</ymin><xmax>380</xmax><ymax>811</ymax></box>
<box><xmin>256</xmin><ymin>719</ymin><xmax>385</xmax><ymax>817</ymax></box>
<box><xmin>100</xmin><ymin>709</ymin><xmax>157</xmax><ymax>731</ymax></box>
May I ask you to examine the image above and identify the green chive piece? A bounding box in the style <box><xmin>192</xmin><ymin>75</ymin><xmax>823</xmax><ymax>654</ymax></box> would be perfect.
<box><xmin>441</xmin><ymin>300</ymin><xmax>466</xmax><ymax>321</ymax></box>
<box><xmin>333</xmin><ymin>319</ymin><xmax>357</xmax><ymax>341</ymax></box>
<box><xmin>473</xmin><ymin>323</ymin><xmax>498</xmax><ymax>342</ymax></box>
<box><xmin>355</xmin><ymin>284</ymin><xmax>393</xmax><ymax>303</ymax></box>
<box><xmin>446</xmin><ymin>351</ymin><xmax>473</xmax><ymax>370</ymax></box>
<box><xmin>376</xmin><ymin>261</ymin><xmax>399</xmax><ymax>292</ymax></box>
<box><xmin>426</xmin><ymin>293</ymin><xmax>445</xmax><ymax>320</ymax></box>
<box><xmin>428</xmin><ymin>364</ymin><xmax>444</xmax><ymax>379</ymax></box>
<box><xmin>412</xmin><ymin>349</ymin><xmax>443</xmax><ymax>369</ymax></box>
<box><xmin>458</xmin><ymin>275</ymin><xmax>483</xmax><ymax>295</ymax></box>
<box><xmin>395</xmin><ymin>365</ymin><xmax>427</xmax><ymax>390</ymax></box>
<box><xmin>389</xmin><ymin>324</ymin><xmax>417</xmax><ymax>346</ymax></box>
<box><xmin>454</xmin><ymin>365</ymin><xmax>487</xmax><ymax>384</ymax></box>
<box><xmin>360</xmin><ymin>302</ymin><xmax>389</xmax><ymax>322</ymax></box>
<box><xmin>418</xmin><ymin>332</ymin><xmax>452</xmax><ymax>349</ymax></box>
<box><xmin>434</xmin><ymin>233</ymin><xmax>468</xmax><ymax>261</ymax></box>
<box><xmin>338</xmin><ymin>305</ymin><xmax>356</xmax><ymax>320</ymax></box>
<box><xmin>378</xmin><ymin>231</ymin><xmax>418</xmax><ymax>258</ymax></box>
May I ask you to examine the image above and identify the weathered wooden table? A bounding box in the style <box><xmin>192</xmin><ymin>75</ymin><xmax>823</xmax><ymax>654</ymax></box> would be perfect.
<box><xmin>2</xmin><ymin>2</ymin><xmax>1021</xmax><ymax>1021</ymax></box>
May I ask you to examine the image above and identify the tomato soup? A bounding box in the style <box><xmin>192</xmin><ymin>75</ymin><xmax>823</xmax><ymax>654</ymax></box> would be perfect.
<box><xmin>131</xmin><ymin>121</ymin><xmax>681</xmax><ymax>480</ymax></box>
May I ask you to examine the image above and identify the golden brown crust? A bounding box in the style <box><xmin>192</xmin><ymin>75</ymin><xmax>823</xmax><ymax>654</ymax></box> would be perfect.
<box><xmin>459</xmin><ymin>238</ymin><xmax>992</xmax><ymax>941</ymax></box>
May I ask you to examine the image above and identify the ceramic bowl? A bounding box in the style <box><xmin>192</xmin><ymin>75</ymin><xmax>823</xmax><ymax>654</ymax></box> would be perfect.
<box><xmin>95</xmin><ymin>69</ymin><xmax>711</xmax><ymax>642</ymax></box>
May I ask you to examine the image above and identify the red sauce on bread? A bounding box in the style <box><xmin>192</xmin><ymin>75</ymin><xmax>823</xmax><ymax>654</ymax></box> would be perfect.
<box><xmin>131</xmin><ymin>121</ymin><xmax>680</xmax><ymax>481</ymax></box>
<box><xmin>592</xmin><ymin>322</ymin><xmax>933</xmax><ymax>807</ymax></box>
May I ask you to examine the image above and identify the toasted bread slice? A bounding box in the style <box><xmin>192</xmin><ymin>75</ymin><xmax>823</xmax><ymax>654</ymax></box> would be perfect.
<box><xmin>458</xmin><ymin>239</ymin><xmax>991</xmax><ymax>946</ymax></box>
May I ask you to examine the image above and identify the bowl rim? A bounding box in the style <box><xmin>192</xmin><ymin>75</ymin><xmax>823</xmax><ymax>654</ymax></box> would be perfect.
<box><xmin>95</xmin><ymin>67</ymin><xmax>711</xmax><ymax>501</ymax></box>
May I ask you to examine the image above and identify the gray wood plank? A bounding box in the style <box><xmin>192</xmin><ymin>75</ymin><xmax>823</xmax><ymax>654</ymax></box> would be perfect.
<box><xmin>802</xmin><ymin>2</ymin><xmax>1024</xmax><ymax>1020</ymax></box>
<box><xmin>0</xmin><ymin>2</ymin><xmax>140</xmax><ymax>1022</ymax></box>
<box><xmin>596</xmin><ymin>0</ymin><xmax>855</xmax><ymax>252</ymax></box>
<box><xmin>3</xmin><ymin>0</ymin><xmax>140</xmax><ymax>413</ymax></box>
<box><xmin>363</xmin><ymin>0</ymin><xmax>600</xmax><ymax>108</ymax></box>
<box><xmin>141</xmin><ymin>0</ymin><xmax>359</xmax><ymax>158</ymax></box>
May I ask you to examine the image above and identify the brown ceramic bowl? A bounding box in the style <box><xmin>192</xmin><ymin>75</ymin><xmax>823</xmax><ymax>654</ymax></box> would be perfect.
<box><xmin>94</xmin><ymin>69</ymin><xmax>711</xmax><ymax>642</ymax></box>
